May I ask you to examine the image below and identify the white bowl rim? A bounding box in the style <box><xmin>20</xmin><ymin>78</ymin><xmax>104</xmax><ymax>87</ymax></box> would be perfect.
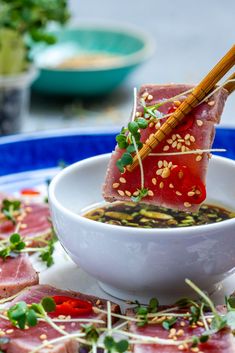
<box><xmin>49</xmin><ymin>153</ymin><xmax>235</xmax><ymax>236</ymax></box>
<box><xmin>34</xmin><ymin>22</ymin><xmax>155</xmax><ymax>72</ymax></box>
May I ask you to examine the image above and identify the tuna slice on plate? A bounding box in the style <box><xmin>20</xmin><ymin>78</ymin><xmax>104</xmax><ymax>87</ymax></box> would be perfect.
<box><xmin>103</xmin><ymin>84</ymin><xmax>228</xmax><ymax>211</ymax></box>
<box><xmin>0</xmin><ymin>254</ymin><xmax>38</xmax><ymax>298</ymax></box>
<box><xmin>127</xmin><ymin>307</ymin><xmax>235</xmax><ymax>353</ymax></box>
<box><xmin>0</xmin><ymin>284</ymin><xmax>120</xmax><ymax>353</ymax></box>
<box><xmin>0</xmin><ymin>196</ymin><xmax>52</xmax><ymax>247</ymax></box>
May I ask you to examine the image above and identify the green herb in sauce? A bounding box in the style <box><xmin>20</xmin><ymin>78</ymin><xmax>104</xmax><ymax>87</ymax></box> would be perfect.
<box><xmin>84</xmin><ymin>202</ymin><xmax>235</xmax><ymax>228</ymax></box>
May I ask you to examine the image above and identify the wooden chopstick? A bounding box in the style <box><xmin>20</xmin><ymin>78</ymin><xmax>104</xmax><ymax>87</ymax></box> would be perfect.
<box><xmin>127</xmin><ymin>45</ymin><xmax>235</xmax><ymax>172</ymax></box>
<box><xmin>223</xmin><ymin>72</ymin><xmax>235</xmax><ymax>94</ymax></box>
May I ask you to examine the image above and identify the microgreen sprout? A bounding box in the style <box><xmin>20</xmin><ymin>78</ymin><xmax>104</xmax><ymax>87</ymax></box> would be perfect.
<box><xmin>81</xmin><ymin>324</ymin><xmax>100</xmax><ymax>344</ymax></box>
<box><xmin>104</xmin><ymin>336</ymin><xmax>129</xmax><ymax>353</ymax></box>
<box><xmin>1</xmin><ymin>199</ymin><xmax>21</xmax><ymax>225</ymax></box>
<box><xmin>7</xmin><ymin>297</ymin><xmax>56</xmax><ymax>329</ymax></box>
<box><xmin>39</xmin><ymin>237</ymin><xmax>56</xmax><ymax>267</ymax></box>
<box><xmin>0</xmin><ymin>230</ymin><xmax>56</xmax><ymax>267</ymax></box>
<box><xmin>135</xmin><ymin>297</ymin><xmax>159</xmax><ymax>326</ymax></box>
<box><xmin>131</xmin><ymin>188</ymin><xmax>149</xmax><ymax>203</ymax></box>
<box><xmin>0</xmin><ymin>233</ymin><xmax>25</xmax><ymax>259</ymax></box>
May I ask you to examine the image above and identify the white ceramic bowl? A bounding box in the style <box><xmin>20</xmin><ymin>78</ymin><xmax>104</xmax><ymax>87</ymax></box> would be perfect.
<box><xmin>49</xmin><ymin>154</ymin><xmax>235</xmax><ymax>303</ymax></box>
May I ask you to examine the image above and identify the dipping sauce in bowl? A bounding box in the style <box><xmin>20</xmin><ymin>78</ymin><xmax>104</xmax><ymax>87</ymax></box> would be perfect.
<box><xmin>84</xmin><ymin>202</ymin><xmax>235</xmax><ymax>228</ymax></box>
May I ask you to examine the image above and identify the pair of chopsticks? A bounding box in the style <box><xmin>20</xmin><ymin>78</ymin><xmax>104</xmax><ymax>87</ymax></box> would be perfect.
<box><xmin>127</xmin><ymin>45</ymin><xmax>235</xmax><ymax>172</ymax></box>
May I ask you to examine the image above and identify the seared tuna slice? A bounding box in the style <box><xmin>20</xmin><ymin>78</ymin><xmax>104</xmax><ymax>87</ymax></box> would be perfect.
<box><xmin>0</xmin><ymin>254</ymin><xmax>38</xmax><ymax>298</ymax></box>
<box><xmin>103</xmin><ymin>84</ymin><xmax>228</xmax><ymax>211</ymax></box>
<box><xmin>0</xmin><ymin>198</ymin><xmax>52</xmax><ymax>247</ymax></box>
<box><xmin>0</xmin><ymin>285</ymin><xmax>120</xmax><ymax>353</ymax></box>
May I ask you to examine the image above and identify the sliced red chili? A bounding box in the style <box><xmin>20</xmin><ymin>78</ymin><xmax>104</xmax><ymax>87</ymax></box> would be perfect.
<box><xmin>168</xmin><ymin>105</ymin><xmax>194</xmax><ymax>132</ymax></box>
<box><xmin>51</xmin><ymin>295</ymin><xmax>93</xmax><ymax>317</ymax></box>
<box><xmin>21</xmin><ymin>188</ymin><xmax>40</xmax><ymax>196</ymax></box>
<box><xmin>169</xmin><ymin>165</ymin><xmax>206</xmax><ymax>204</ymax></box>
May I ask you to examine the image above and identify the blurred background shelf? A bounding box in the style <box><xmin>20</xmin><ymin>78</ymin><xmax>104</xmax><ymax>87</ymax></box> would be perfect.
<box><xmin>28</xmin><ymin>0</ymin><xmax>235</xmax><ymax>132</ymax></box>
<box><xmin>1</xmin><ymin>0</ymin><xmax>235</xmax><ymax>135</ymax></box>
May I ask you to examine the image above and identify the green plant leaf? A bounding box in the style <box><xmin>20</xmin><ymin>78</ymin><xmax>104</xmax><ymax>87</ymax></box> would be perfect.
<box><xmin>41</xmin><ymin>297</ymin><xmax>56</xmax><ymax>313</ymax></box>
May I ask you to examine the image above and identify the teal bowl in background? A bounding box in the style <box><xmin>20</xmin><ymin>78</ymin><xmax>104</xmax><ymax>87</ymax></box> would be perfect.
<box><xmin>31</xmin><ymin>24</ymin><xmax>154</xmax><ymax>96</ymax></box>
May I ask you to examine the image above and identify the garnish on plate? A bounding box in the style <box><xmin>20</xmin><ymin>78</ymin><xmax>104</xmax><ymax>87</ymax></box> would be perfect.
<box><xmin>1</xmin><ymin>280</ymin><xmax>235</xmax><ymax>352</ymax></box>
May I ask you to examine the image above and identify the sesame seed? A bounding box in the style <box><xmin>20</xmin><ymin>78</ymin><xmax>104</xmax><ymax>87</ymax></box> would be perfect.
<box><xmin>190</xmin><ymin>135</ymin><xmax>195</xmax><ymax>143</ymax></box>
<box><xmin>178</xmin><ymin>139</ymin><xmax>184</xmax><ymax>142</ymax></box>
<box><xmin>6</xmin><ymin>329</ymin><xmax>14</xmax><ymax>334</ymax></box>
<box><xmin>58</xmin><ymin>315</ymin><xmax>66</xmax><ymax>320</ymax></box>
<box><xmin>20</xmin><ymin>224</ymin><xmax>27</xmax><ymax>229</ymax></box>
<box><xmin>172</xmin><ymin>141</ymin><xmax>177</xmax><ymax>148</ymax></box>
<box><xmin>161</xmin><ymin>167</ymin><xmax>170</xmax><ymax>178</ymax></box>
<box><xmin>196</xmin><ymin>155</ymin><xmax>202</xmax><ymax>162</ymax></box>
<box><xmin>149</xmin><ymin>122</ymin><xmax>154</xmax><ymax>128</ymax></box>
<box><xmin>142</xmin><ymin>91</ymin><xmax>148</xmax><ymax>99</ymax></box>
<box><xmin>207</xmin><ymin>318</ymin><xmax>212</xmax><ymax>323</ymax></box>
<box><xmin>163</xmin><ymin>145</ymin><xmax>170</xmax><ymax>151</ymax></box>
<box><xmin>181</xmin><ymin>145</ymin><xmax>186</xmax><ymax>152</ymax></box>
<box><xmin>163</xmin><ymin>160</ymin><xmax>168</xmax><ymax>167</ymax></box>
<box><xmin>176</xmin><ymin>191</ymin><xmax>182</xmax><ymax>196</ymax></box>
<box><xmin>187</xmin><ymin>191</ymin><xmax>195</xmax><ymax>197</ymax></box>
<box><xmin>196</xmin><ymin>119</ymin><xmax>203</xmax><ymax>126</ymax></box>
<box><xmin>147</xmin><ymin>94</ymin><xmax>153</xmax><ymax>101</ymax></box>
<box><xmin>158</xmin><ymin>160</ymin><xmax>163</xmax><ymax>168</ymax></box>
<box><xmin>133</xmin><ymin>190</ymin><xmax>139</xmax><ymax>196</ymax></box>
<box><xmin>96</xmin><ymin>299</ymin><xmax>101</xmax><ymax>305</ymax></box>
<box><xmin>180</xmin><ymin>321</ymin><xmax>186</xmax><ymax>327</ymax></box>
<box><xmin>168</xmin><ymin>161</ymin><xmax>173</xmax><ymax>168</ymax></box>
<box><xmin>119</xmin><ymin>177</ymin><xmax>126</xmax><ymax>183</ymax></box>
<box><xmin>185</xmin><ymin>140</ymin><xmax>191</xmax><ymax>146</ymax></box>
<box><xmin>174</xmin><ymin>100</ymin><xmax>181</xmax><ymax>107</ymax></box>
<box><xmin>152</xmin><ymin>178</ymin><xmax>157</xmax><ymax>185</ymax></box>
<box><xmin>155</xmin><ymin>122</ymin><xmax>161</xmax><ymax>129</ymax></box>
<box><xmin>117</xmin><ymin>190</ymin><xmax>125</xmax><ymax>196</ymax></box>
<box><xmin>148</xmin><ymin>190</ymin><xmax>154</xmax><ymax>196</ymax></box>
<box><xmin>112</xmin><ymin>183</ymin><xmax>120</xmax><ymax>189</ymax></box>
<box><xmin>125</xmin><ymin>190</ymin><xmax>131</xmax><ymax>197</ymax></box>
<box><xmin>178</xmin><ymin>344</ymin><xmax>185</xmax><ymax>350</ymax></box>
<box><xmin>159</xmin><ymin>182</ymin><xmax>164</xmax><ymax>189</ymax></box>
<box><xmin>208</xmin><ymin>100</ymin><xmax>215</xmax><ymax>106</ymax></box>
<box><xmin>185</xmin><ymin>133</ymin><xmax>190</xmax><ymax>140</ymax></box>
<box><xmin>176</xmin><ymin>134</ymin><xmax>181</xmax><ymax>139</ymax></box>
<box><xmin>177</xmin><ymin>329</ymin><xmax>184</xmax><ymax>336</ymax></box>
<box><xmin>172</xmin><ymin>134</ymin><xmax>176</xmax><ymax>140</ymax></box>
<box><xmin>40</xmin><ymin>334</ymin><xmax>47</xmax><ymax>340</ymax></box>
<box><xmin>59</xmin><ymin>325</ymin><xmax>65</xmax><ymax>330</ymax></box>
<box><xmin>156</xmin><ymin>169</ymin><xmax>163</xmax><ymax>175</ymax></box>
<box><xmin>170</xmin><ymin>328</ymin><xmax>176</xmax><ymax>335</ymax></box>
<box><xmin>177</xmin><ymin>142</ymin><xmax>182</xmax><ymax>150</ymax></box>
<box><xmin>169</xmin><ymin>183</ymin><xmax>174</xmax><ymax>189</ymax></box>
<box><xmin>135</xmin><ymin>112</ymin><xmax>140</xmax><ymax>117</ymax></box>
<box><xmin>184</xmin><ymin>202</ymin><xmax>191</xmax><ymax>208</ymax></box>
<box><xmin>196</xmin><ymin>321</ymin><xmax>204</xmax><ymax>327</ymax></box>
<box><xmin>167</xmin><ymin>139</ymin><xmax>173</xmax><ymax>144</ymax></box>
<box><xmin>191</xmin><ymin>348</ymin><xmax>199</xmax><ymax>352</ymax></box>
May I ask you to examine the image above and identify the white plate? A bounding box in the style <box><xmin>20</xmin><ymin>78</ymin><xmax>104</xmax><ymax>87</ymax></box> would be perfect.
<box><xmin>0</xmin><ymin>168</ymin><xmax>234</xmax><ymax>305</ymax></box>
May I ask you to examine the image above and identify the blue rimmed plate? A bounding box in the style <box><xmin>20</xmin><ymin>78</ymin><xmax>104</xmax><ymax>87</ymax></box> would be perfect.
<box><xmin>0</xmin><ymin>128</ymin><xmax>234</xmax><ymax>303</ymax></box>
